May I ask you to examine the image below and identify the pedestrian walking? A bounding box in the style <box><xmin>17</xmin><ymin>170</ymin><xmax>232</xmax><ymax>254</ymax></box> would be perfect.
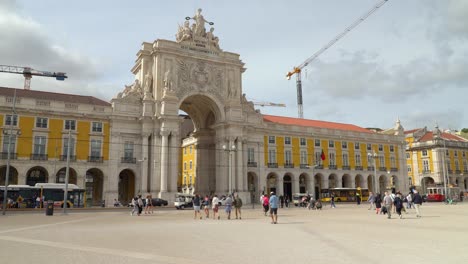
<box><xmin>262</xmin><ymin>194</ymin><xmax>270</xmax><ymax>216</ymax></box>
<box><xmin>137</xmin><ymin>195</ymin><xmax>144</xmax><ymax>216</ymax></box>
<box><xmin>144</xmin><ymin>194</ymin><xmax>153</xmax><ymax>214</ymax></box>
<box><xmin>383</xmin><ymin>192</ymin><xmax>393</xmax><ymax>219</ymax></box>
<box><xmin>406</xmin><ymin>193</ymin><xmax>413</xmax><ymax>209</ymax></box>
<box><xmin>394</xmin><ymin>193</ymin><xmax>404</xmax><ymax>219</ymax></box>
<box><xmin>367</xmin><ymin>192</ymin><xmax>376</xmax><ymax>210</ymax></box>
<box><xmin>130</xmin><ymin>197</ymin><xmax>138</xmax><ymax>216</ymax></box>
<box><xmin>284</xmin><ymin>195</ymin><xmax>289</xmax><ymax>208</ymax></box>
<box><xmin>413</xmin><ymin>190</ymin><xmax>423</xmax><ymax>218</ymax></box>
<box><xmin>330</xmin><ymin>193</ymin><xmax>336</xmax><ymax>208</ymax></box>
<box><xmin>280</xmin><ymin>195</ymin><xmax>284</xmax><ymax>208</ymax></box>
<box><xmin>356</xmin><ymin>193</ymin><xmax>361</xmax><ymax>205</ymax></box>
<box><xmin>225</xmin><ymin>195</ymin><xmax>233</xmax><ymax>220</ymax></box>
<box><xmin>233</xmin><ymin>194</ymin><xmax>243</xmax><ymax>219</ymax></box>
<box><xmin>212</xmin><ymin>194</ymin><xmax>220</xmax><ymax>220</ymax></box>
<box><xmin>269</xmin><ymin>191</ymin><xmax>279</xmax><ymax>224</ymax></box>
<box><xmin>193</xmin><ymin>194</ymin><xmax>202</xmax><ymax>220</ymax></box>
<box><xmin>375</xmin><ymin>193</ymin><xmax>382</xmax><ymax>214</ymax></box>
<box><xmin>203</xmin><ymin>195</ymin><xmax>210</xmax><ymax>219</ymax></box>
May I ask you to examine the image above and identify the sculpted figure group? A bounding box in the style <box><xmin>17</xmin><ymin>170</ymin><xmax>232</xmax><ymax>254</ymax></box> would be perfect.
<box><xmin>176</xmin><ymin>8</ymin><xmax>219</xmax><ymax>48</ymax></box>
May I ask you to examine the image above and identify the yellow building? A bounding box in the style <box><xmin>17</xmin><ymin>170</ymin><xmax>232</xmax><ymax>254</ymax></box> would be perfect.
<box><xmin>180</xmin><ymin>136</ymin><xmax>196</xmax><ymax>194</ymax></box>
<box><xmin>405</xmin><ymin>126</ymin><xmax>468</xmax><ymax>193</ymax></box>
<box><xmin>0</xmin><ymin>87</ymin><xmax>111</xmax><ymax>205</ymax></box>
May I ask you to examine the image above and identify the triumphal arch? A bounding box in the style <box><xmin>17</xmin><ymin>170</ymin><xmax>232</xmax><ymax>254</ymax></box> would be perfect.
<box><xmin>109</xmin><ymin>9</ymin><xmax>263</xmax><ymax>202</ymax></box>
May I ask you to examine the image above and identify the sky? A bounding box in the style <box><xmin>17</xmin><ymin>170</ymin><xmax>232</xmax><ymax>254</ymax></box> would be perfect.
<box><xmin>1</xmin><ymin>0</ymin><xmax>467</xmax><ymax>131</ymax></box>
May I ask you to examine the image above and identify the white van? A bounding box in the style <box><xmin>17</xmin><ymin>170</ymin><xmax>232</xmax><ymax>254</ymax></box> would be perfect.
<box><xmin>174</xmin><ymin>193</ymin><xmax>194</xmax><ymax>210</ymax></box>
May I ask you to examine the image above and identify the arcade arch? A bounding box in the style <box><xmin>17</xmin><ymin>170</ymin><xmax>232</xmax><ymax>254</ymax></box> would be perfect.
<box><xmin>26</xmin><ymin>166</ymin><xmax>48</xmax><ymax>186</ymax></box>
<box><xmin>0</xmin><ymin>166</ymin><xmax>18</xmax><ymax>185</ymax></box>
<box><xmin>328</xmin><ymin>174</ymin><xmax>338</xmax><ymax>188</ymax></box>
<box><xmin>118</xmin><ymin>169</ymin><xmax>135</xmax><ymax>205</ymax></box>
<box><xmin>355</xmin><ymin>174</ymin><xmax>365</xmax><ymax>188</ymax></box>
<box><xmin>342</xmin><ymin>174</ymin><xmax>352</xmax><ymax>188</ymax></box>
<box><xmin>283</xmin><ymin>174</ymin><xmax>292</xmax><ymax>199</ymax></box>
<box><xmin>266</xmin><ymin>173</ymin><xmax>278</xmax><ymax>194</ymax></box>
<box><xmin>85</xmin><ymin>168</ymin><xmax>104</xmax><ymax>206</ymax></box>
<box><xmin>56</xmin><ymin>167</ymin><xmax>77</xmax><ymax>184</ymax></box>
<box><xmin>421</xmin><ymin>177</ymin><xmax>435</xmax><ymax>194</ymax></box>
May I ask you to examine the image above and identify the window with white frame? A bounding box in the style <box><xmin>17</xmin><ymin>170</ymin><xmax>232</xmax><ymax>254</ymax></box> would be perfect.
<box><xmin>446</xmin><ymin>149</ymin><xmax>449</xmax><ymax>156</ymax></box>
<box><xmin>183</xmin><ymin>175</ymin><xmax>187</xmax><ymax>185</ymax></box>
<box><xmin>285</xmin><ymin>150</ymin><xmax>292</xmax><ymax>164</ymax></box>
<box><xmin>367</xmin><ymin>143</ymin><xmax>372</xmax><ymax>151</ymax></box>
<box><xmin>463</xmin><ymin>151</ymin><xmax>465</xmax><ymax>157</ymax></box>
<box><xmin>355</xmin><ymin>154</ymin><xmax>361</xmax><ymax>166</ymax></box>
<box><xmin>342</xmin><ymin>153</ymin><xmax>349</xmax><ymax>166</ymax></box>
<box><xmin>124</xmin><ymin>142</ymin><xmax>134</xmax><ymax>158</ymax></box>
<box><xmin>248</xmin><ymin>148</ymin><xmax>255</xmax><ymax>163</ymax></box>
<box><xmin>315</xmin><ymin>139</ymin><xmax>321</xmax><ymax>147</ymax></box>
<box><xmin>184</xmin><ymin>148</ymin><xmax>187</xmax><ymax>155</ymax></box>
<box><xmin>378</xmin><ymin>144</ymin><xmax>383</xmax><ymax>151</ymax></box>
<box><xmin>268</xmin><ymin>136</ymin><xmax>276</xmax><ymax>144</ymax></box>
<box><xmin>329</xmin><ymin>152</ymin><xmax>336</xmax><ymax>166</ymax></box>
<box><xmin>390</xmin><ymin>156</ymin><xmax>396</xmax><ymax>168</ymax></box>
<box><xmin>447</xmin><ymin>160</ymin><xmax>451</xmax><ymax>170</ymax></box>
<box><xmin>315</xmin><ymin>151</ymin><xmax>321</xmax><ymax>164</ymax></box>
<box><xmin>5</xmin><ymin>115</ymin><xmax>18</xmax><ymax>126</ymax></box>
<box><xmin>189</xmin><ymin>145</ymin><xmax>193</xmax><ymax>154</ymax></box>
<box><xmin>92</xmin><ymin>122</ymin><xmax>103</xmax><ymax>133</ymax></box>
<box><xmin>189</xmin><ymin>160</ymin><xmax>193</xmax><ymax>169</ymax></box>
<box><xmin>36</xmin><ymin>117</ymin><xmax>48</xmax><ymax>128</ymax></box>
<box><xmin>184</xmin><ymin>162</ymin><xmax>187</xmax><ymax>170</ymax></box>
<box><xmin>406</xmin><ymin>153</ymin><xmax>410</xmax><ymax>159</ymax></box>
<box><xmin>63</xmin><ymin>137</ymin><xmax>75</xmax><ymax>156</ymax></box>
<box><xmin>464</xmin><ymin>160</ymin><xmax>467</xmax><ymax>171</ymax></box>
<box><xmin>407</xmin><ymin>165</ymin><xmax>412</xmax><ymax>172</ymax></box>
<box><xmin>300</xmin><ymin>150</ymin><xmax>307</xmax><ymax>165</ymax></box>
<box><xmin>284</xmin><ymin>137</ymin><xmax>291</xmax><ymax>145</ymax></box>
<box><xmin>423</xmin><ymin>160</ymin><xmax>429</xmax><ymax>172</ymax></box>
<box><xmin>268</xmin><ymin>149</ymin><xmax>277</xmax><ymax>163</ymax></box>
<box><xmin>379</xmin><ymin>156</ymin><xmax>385</xmax><ymax>167</ymax></box>
<box><xmin>33</xmin><ymin>136</ymin><xmax>46</xmax><ymax>155</ymax></box>
<box><xmin>454</xmin><ymin>151</ymin><xmax>458</xmax><ymax>157</ymax></box>
<box><xmin>190</xmin><ymin>175</ymin><xmax>193</xmax><ymax>185</ymax></box>
<box><xmin>329</xmin><ymin>140</ymin><xmax>334</xmax><ymax>148</ymax></box>
<box><xmin>390</xmin><ymin>145</ymin><xmax>394</xmax><ymax>152</ymax></box>
<box><xmin>300</xmin><ymin>138</ymin><xmax>306</xmax><ymax>146</ymax></box>
<box><xmin>90</xmin><ymin>139</ymin><xmax>102</xmax><ymax>157</ymax></box>
<box><xmin>422</xmin><ymin>150</ymin><xmax>428</xmax><ymax>157</ymax></box>
<box><xmin>65</xmin><ymin>120</ymin><xmax>76</xmax><ymax>130</ymax></box>
<box><xmin>354</xmin><ymin>142</ymin><xmax>360</xmax><ymax>150</ymax></box>
<box><xmin>342</xmin><ymin>141</ymin><xmax>347</xmax><ymax>149</ymax></box>
<box><xmin>2</xmin><ymin>134</ymin><xmax>16</xmax><ymax>153</ymax></box>
<box><xmin>455</xmin><ymin>160</ymin><xmax>460</xmax><ymax>171</ymax></box>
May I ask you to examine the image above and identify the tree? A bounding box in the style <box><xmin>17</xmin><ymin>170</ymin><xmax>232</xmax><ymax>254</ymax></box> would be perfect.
<box><xmin>461</xmin><ymin>128</ymin><xmax>468</xmax><ymax>133</ymax></box>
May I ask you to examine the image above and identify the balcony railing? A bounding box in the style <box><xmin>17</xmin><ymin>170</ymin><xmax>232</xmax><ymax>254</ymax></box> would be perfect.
<box><xmin>455</xmin><ymin>170</ymin><xmax>461</xmax><ymax>174</ymax></box>
<box><xmin>447</xmin><ymin>169</ymin><xmax>453</xmax><ymax>174</ymax></box>
<box><xmin>30</xmin><ymin>154</ymin><xmax>48</xmax><ymax>161</ymax></box>
<box><xmin>391</xmin><ymin>167</ymin><xmax>398</xmax><ymax>172</ymax></box>
<box><xmin>0</xmin><ymin>152</ymin><xmax>17</xmax><ymax>160</ymax></box>
<box><xmin>355</xmin><ymin>166</ymin><xmax>363</xmax><ymax>171</ymax></box>
<box><xmin>300</xmin><ymin>164</ymin><xmax>309</xmax><ymax>169</ymax></box>
<box><xmin>247</xmin><ymin>161</ymin><xmax>257</xmax><ymax>167</ymax></box>
<box><xmin>284</xmin><ymin>163</ymin><xmax>294</xmax><ymax>168</ymax></box>
<box><xmin>315</xmin><ymin>165</ymin><xmax>324</xmax><ymax>169</ymax></box>
<box><xmin>60</xmin><ymin>155</ymin><xmax>76</xmax><ymax>162</ymax></box>
<box><xmin>379</xmin><ymin>167</ymin><xmax>387</xmax><ymax>172</ymax></box>
<box><xmin>267</xmin><ymin>163</ymin><xmax>278</xmax><ymax>168</ymax></box>
<box><xmin>367</xmin><ymin>166</ymin><xmax>375</xmax><ymax>171</ymax></box>
<box><xmin>464</xmin><ymin>169</ymin><xmax>468</xmax><ymax>173</ymax></box>
<box><xmin>88</xmin><ymin>156</ymin><xmax>104</xmax><ymax>163</ymax></box>
<box><xmin>422</xmin><ymin>169</ymin><xmax>431</xmax><ymax>174</ymax></box>
<box><xmin>342</xmin><ymin>165</ymin><xmax>350</xmax><ymax>170</ymax></box>
<box><xmin>121</xmin><ymin>157</ymin><xmax>136</xmax><ymax>164</ymax></box>
<box><xmin>329</xmin><ymin>165</ymin><xmax>337</xmax><ymax>170</ymax></box>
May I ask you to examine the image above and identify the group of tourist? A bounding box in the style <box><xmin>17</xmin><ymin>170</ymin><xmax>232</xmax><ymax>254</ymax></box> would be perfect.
<box><xmin>130</xmin><ymin>194</ymin><xmax>154</xmax><ymax>216</ymax></box>
<box><xmin>260</xmin><ymin>192</ymin><xmax>279</xmax><ymax>224</ymax></box>
<box><xmin>192</xmin><ymin>193</ymin><xmax>243</xmax><ymax>220</ymax></box>
<box><xmin>367</xmin><ymin>190</ymin><xmax>423</xmax><ymax>219</ymax></box>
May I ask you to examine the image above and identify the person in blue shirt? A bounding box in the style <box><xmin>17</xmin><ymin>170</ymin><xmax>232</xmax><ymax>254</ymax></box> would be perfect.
<box><xmin>269</xmin><ymin>192</ymin><xmax>279</xmax><ymax>224</ymax></box>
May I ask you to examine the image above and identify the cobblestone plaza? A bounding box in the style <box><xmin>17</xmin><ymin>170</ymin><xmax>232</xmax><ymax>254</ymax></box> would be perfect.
<box><xmin>1</xmin><ymin>203</ymin><xmax>466</xmax><ymax>264</ymax></box>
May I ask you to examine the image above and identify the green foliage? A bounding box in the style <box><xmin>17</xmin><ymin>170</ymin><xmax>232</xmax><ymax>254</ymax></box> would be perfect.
<box><xmin>461</xmin><ymin>128</ymin><xmax>468</xmax><ymax>133</ymax></box>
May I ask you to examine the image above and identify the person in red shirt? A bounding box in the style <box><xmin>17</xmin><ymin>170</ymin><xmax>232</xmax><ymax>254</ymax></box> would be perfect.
<box><xmin>262</xmin><ymin>194</ymin><xmax>270</xmax><ymax>216</ymax></box>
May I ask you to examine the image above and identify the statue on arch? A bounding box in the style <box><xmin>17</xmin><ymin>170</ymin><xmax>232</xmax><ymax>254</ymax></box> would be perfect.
<box><xmin>164</xmin><ymin>69</ymin><xmax>173</xmax><ymax>92</ymax></box>
<box><xmin>206</xmin><ymin>27</ymin><xmax>219</xmax><ymax>48</ymax></box>
<box><xmin>187</xmin><ymin>8</ymin><xmax>213</xmax><ymax>38</ymax></box>
<box><xmin>176</xmin><ymin>20</ymin><xmax>193</xmax><ymax>42</ymax></box>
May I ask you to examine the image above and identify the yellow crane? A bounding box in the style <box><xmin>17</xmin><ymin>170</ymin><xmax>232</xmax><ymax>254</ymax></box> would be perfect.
<box><xmin>286</xmin><ymin>0</ymin><xmax>389</xmax><ymax>118</ymax></box>
<box><xmin>0</xmin><ymin>65</ymin><xmax>67</xmax><ymax>90</ymax></box>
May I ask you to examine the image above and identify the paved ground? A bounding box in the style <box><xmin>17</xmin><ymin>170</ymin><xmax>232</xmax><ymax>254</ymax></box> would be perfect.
<box><xmin>0</xmin><ymin>202</ymin><xmax>467</xmax><ymax>264</ymax></box>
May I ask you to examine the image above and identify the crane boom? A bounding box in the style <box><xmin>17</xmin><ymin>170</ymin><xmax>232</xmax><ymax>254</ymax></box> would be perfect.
<box><xmin>0</xmin><ymin>65</ymin><xmax>68</xmax><ymax>90</ymax></box>
<box><xmin>286</xmin><ymin>0</ymin><xmax>389</xmax><ymax>118</ymax></box>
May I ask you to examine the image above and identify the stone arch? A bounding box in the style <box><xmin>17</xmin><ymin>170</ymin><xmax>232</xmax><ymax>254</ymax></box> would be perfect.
<box><xmin>266</xmin><ymin>173</ymin><xmax>278</xmax><ymax>194</ymax></box>
<box><xmin>421</xmin><ymin>177</ymin><xmax>435</xmax><ymax>194</ymax></box>
<box><xmin>367</xmin><ymin>175</ymin><xmax>375</xmax><ymax>192</ymax></box>
<box><xmin>283</xmin><ymin>173</ymin><xmax>293</xmax><ymax>199</ymax></box>
<box><xmin>342</xmin><ymin>174</ymin><xmax>352</xmax><ymax>188</ymax></box>
<box><xmin>119</xmin><ymin>169</ymin><xmax>136</xmax><ymax>205</ymax></box>
<box><xmin>178</xmin><ymin>93</ymin><xmax>225</xmax><ymax>132</ymax></box>
<box><xmin>85</xmin><ymin>168</ymin><xmax>104</xmax><ymax>206</ymax></box>
<box><xmin>0</xmin><ymin>166</ymin><xmax>18</xmax><ymax>185</ymax></box>
<box><xmin>355</xmin><ymin>174</ymin><xmax>365</xmax><ymax>188</ymax></box>
<box><xmin>328</xmin><ymin>174</ymin><xmax>338</xmax><ymax>188</ymax></box>
<box><xmin>56</xmin><ymin>167</ymin><xmax>77</xmax><ymax>185</ymax></box>
<box><xmin>314</xmin><ymin>173</ymin><xmax>324</xmax><ymax>200</ymax></box>
<box><xmin>247</xmin><ymin>171</ymin><xmax>258</xmax><ymax>204</ymax></box>
<box><xmin>390</xmin><ymin>175</ymin><xmax>398</xmax><ymax>191</ymax></box>
<box><xmin>379</xmin><ymin>175</ymin><xmax>387</xmax><ymax>193</ymax></box>
<box><xmin>26</xmin><ymin>166</ymin><xmax>48</xmax><ymax>186</ymax></box>
<box><xmin>299</xmin><ymin>173</ymin><xmax>311</xmax><ymax>194</ymax></box>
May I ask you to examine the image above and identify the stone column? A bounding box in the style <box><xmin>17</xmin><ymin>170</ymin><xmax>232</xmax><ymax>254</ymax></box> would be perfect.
<box><xmin>307</xmin><ymin>176</ymin><xmax>315</xmax><ymax>197</ymax></box>
<box><xmin>169</xmin><ymin>131</ymin><xmax>179</xmax><ymax>192</ymax></box>
<box><xmin>160</xmin><ymin>131</ymin><xmax>169</xmax><ymax>193</ymax></box>
<box><xmin>151</xmin><ymin>130</ymin><xmax>161</xmax><ymax>195</ymax></box>
<box><xmin>236</xmin><ymin>138</ymin><xmax>244</xmax><ymax>192</ymax></box>
<box><xmin>293</xmin><ymin>177</ymin><xmax>300</xmax><ymax>194</ymax></box>
<box><xmin>141</xmin><ymin>136</ymin><xmax>149</xmax><ymax>193</ymax></box>
<box><xmin>277</xmin><ymin>178</ymin><xmax>284</xmax><ymax>196</ymax></box>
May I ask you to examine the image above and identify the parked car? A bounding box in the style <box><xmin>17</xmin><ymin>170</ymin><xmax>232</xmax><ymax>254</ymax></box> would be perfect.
<box><xmin>151</xmin><ymin>198</ymin><xmax>168</xmax><ymax>206</ymax></box>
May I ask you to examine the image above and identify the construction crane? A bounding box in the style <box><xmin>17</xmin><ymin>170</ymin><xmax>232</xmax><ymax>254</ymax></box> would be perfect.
<box><xmin>0</xmin><ymin>65</ymin><xmax>68</xmax><ymax>90</ymax></box>
<box><xmin>286</xmin><ymin>0</ymin><xmax>389</xmax><ymax>118</ymax></box>
<box><xmin>252</xmin><ymin>101</ymin><xmax>286</xmax><ymax>107</ymax></box>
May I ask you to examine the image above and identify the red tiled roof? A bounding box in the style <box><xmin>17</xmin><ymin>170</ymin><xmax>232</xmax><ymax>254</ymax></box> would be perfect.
<box><xmin>0</xmin><ymin>87</ymin><xmax>111</xmax><ymax>106</ymax></box>
<box><xmin>419</xmin><ymin>131</ymin><xmax>468</xmax><ymax>142</ymax></box>
<box><xmin>263</xmin><ymin>115</ymin><xmax>374</xmax><ymax>133</ymax></box>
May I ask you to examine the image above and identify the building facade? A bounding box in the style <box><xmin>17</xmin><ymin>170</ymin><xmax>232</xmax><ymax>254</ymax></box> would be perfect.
<box><xmin>1</xmin><ymin>10</ymin><xmax>409</xmax><ymax>205</ymax></box>
<box><xmin>406</xmin><ymin>126</ymin><xmax>468</xmax><ymax>193</ymax></box>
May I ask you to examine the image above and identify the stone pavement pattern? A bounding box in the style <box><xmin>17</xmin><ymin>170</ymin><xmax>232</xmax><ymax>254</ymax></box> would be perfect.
<box><xmin>0</xmin><ymin>203</ymin><xmax>467</xmax><ymax>264</ymax></box>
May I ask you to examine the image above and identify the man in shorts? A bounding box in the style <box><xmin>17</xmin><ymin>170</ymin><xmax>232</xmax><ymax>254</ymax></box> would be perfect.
<box><xmin>269</xmin><ymin>191</ymin><xmax>279</xmax><ymax>224</ymax></box>
<box><xmin>212</xmin><ymin>194</ymin><xmax>220</xmax><ymax>220</ymax></box>
<box><xmin>193</xmin><ymin>194</ymin><xmax>202</xmax><ymax>219</ymax></box>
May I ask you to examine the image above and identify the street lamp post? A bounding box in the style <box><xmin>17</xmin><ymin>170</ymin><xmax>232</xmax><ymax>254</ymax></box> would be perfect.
<box><xmin>63</xmin><ymin>129</ymin><xmax>72</xmax><ymax>214</ymax></box>
<box><xmin>222</xmin><ymin>143</ymin><xmax>236</xmax><ymax>195</ymax></box>
<box><xmin>368</xmin><ymin>152</ymin><xmax>378</xmax><ymax>194</ymax></box>
<box><xmin>441</xmin><ymin>140</ymin><xmax>448</xmax><ymax>201</ymax></box>
<box><xmin>2</xmin><ymin>88</ymin><xmax>18</xmax><ymax>216</ymax></box>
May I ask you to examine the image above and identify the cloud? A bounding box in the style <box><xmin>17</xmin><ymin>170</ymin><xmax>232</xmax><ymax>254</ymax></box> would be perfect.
<box><xmin>404</xmin><ymin>109</ymin><xmax>464</xmax><ymax>131</ymax></box>
<box><xmin>0</xmin><ymin>1</ymin><xmax>103</xmax><ymax>97</ymax></box>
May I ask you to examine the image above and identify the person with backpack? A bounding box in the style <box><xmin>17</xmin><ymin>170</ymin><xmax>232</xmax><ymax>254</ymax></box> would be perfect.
<box><xmin>233</xmin><ymin>194</ymin><xmax>243</xmax><ymax>219</ymax></box>
<box><xmin>412</xmin><ymin>190</ymin><xmax>423</xmax><ymax>218</ymax></box>
<box><xmin>374</xmin><ymin>193</ymin><xmax>382</xmax><ymax>214</ymax></box>
<box><xmin>393</xmin><ymin>193</ymin><xmax>404</xmax><ymax>219</ymax></box>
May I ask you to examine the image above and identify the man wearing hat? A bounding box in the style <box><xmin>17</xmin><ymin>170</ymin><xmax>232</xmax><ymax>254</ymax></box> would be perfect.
<box><xmin>269</xmin><ymin>191</ymin><xmax>279</xmax><ymax>224</ymax></box>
